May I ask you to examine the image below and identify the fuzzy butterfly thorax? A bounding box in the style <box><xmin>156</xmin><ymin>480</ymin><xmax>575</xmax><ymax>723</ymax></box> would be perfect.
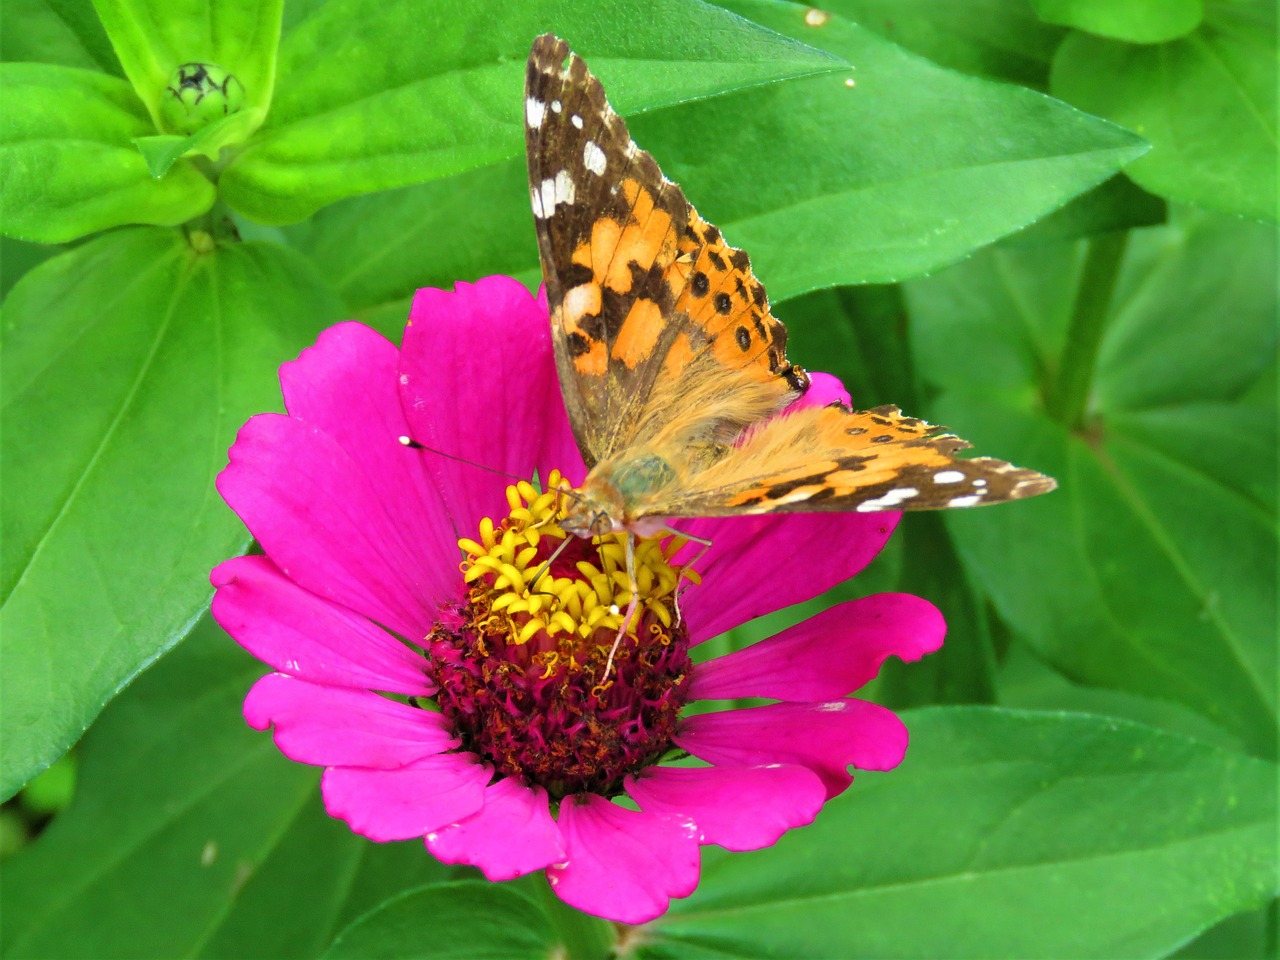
<box><xmin>525</xmin><ymin>33</ymin><xmax>1056</xmax><ymax>538</ymax></box>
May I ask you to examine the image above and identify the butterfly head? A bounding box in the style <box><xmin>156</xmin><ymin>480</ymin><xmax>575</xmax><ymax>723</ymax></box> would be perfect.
<box><xmin>557</xmin><ymin>480</ymin><xmax>623</xmax><ymax>539</ymax></box>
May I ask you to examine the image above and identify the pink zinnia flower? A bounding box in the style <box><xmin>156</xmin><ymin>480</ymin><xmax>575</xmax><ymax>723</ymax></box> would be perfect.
<box><xmin>210</xmin><ymin>276</ymin><xmax>944</xmax><ymax>924</ymax></box>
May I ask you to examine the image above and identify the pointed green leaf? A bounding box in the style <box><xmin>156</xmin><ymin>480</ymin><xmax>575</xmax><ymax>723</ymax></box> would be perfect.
<box><xmin>822</xmin><ymin>0</ymin><xmax>1067</xmax><ymax>88</ymax></box>
<box><xmin>132</xmin><ymin>107</ymin><xmax>264</xmax><ymax>177</ymax></box>
<box><xmin>1032</xmin><ymin>0</ymin><xmax>1203</xmax><ymax>43</ymax></box>
<box><xmin>92</xmin><ymin>0</ymin><xmax>281</xmax><ymax>133</ymax></box>
<box><xmin>322</xmin><ymin>883</ymin><xmax>556</xmax><ymax>959</ymax></box>
<box><xmin>648</xmin><ymin>708</ymin><xmax>1278</xmax><ymax>959</ymax></box>
<box><xmin>0</xmin><ymin>63</ymin><xmax>215</xmax><ymax>242</ymax></box>
<box><xmin>0</xmin><ymin>228</ymin><xmax>346</xmax><ymax>798</ymax></box>
<box><xmin>1051</xmin><ymin>2</ymin><xmax>1277</xmax><ymax>222</ymax></box>
<box><xmin>905</xmin><ymin>212</ymin><xmax>1277</xmax><ymax>755</ymax></box>
<box><xmin>1004</xmin><ymin>174</ymin><xmax>1167</xmax><ymax>245</ymax></box>
<box><xmin>1</xmin><ymin>0</ymin><xmax>120</xmax><ymax>73</ymax></box>
<box><xmin>295</xmin><ymin>0</ymin><xmax>1146</xmax><ymax>318</ymax></box>
<box><xmin>219</xmin><ymin>0</ymin><xmax>842</xmax><ymax>224</ymax></box>
<box><xmin>0</xmin><ymin>618</ymin><xmax>452</xmax><ymax>957</ymax></box>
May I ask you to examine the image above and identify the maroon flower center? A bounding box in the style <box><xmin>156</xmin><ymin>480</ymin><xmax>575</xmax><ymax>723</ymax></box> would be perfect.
<box><xmin>427</xmin><ymin>472</ymin><xmax>695</xmax><ymax>799</ymax></box>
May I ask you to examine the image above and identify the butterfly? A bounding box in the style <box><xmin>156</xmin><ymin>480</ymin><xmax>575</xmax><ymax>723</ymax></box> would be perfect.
<box><xmin>523</xmin><ymin>34</ymin><xmax>1054</xmax><ymax>602</ymax></box>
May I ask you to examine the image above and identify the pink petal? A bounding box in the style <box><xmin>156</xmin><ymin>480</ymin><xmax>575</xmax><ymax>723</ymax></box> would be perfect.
<box><xmin>548</xmin><ymin>794</ymin><xmax>700</xmax><ymax>925</ymax></box>
<box><xmin>216</xmin><ymin>413</ymin><xmax>447</xmax><ymax>641</ymax></box>
<box><xmin>532</xmin><ymin>285</ymin><xmax>589</xmax><ymax>487</ymax></box>
<box><xmin>399</xmin><ymin>277</ymin><xmax>568</xmax><ymax>540</ymax></box>
<box><xmin>244</xmin><ymin>674</ymin><xmax>455</xmax><ymax>769</ymax></box>
<box><xmin>626</xmin><ymin>764</ymin><xmax>825</xmax><ymax>851</ymax></box>
<box><xmin>677</xmin><ymin>511</ymin><xmax>899</xmax><ymax>643</ymax></box>
<box><xmin>425</xmin><ymin>778</ymin><xmax>565</xmax><ymax>881</ymax></box>
<box><xmin>676</xmin><ymin>700</ymin><xmax>909</xmax><ymax>798</ymax></box>
<box><xmin>794</xmin><ymin>371</ymin><xmax>851</xmax><ymax>409</ymax></box>
<box><xmin>278</xmin><ymin>322</ymin><xmax>461</xmax><ymax>604</ymax></box>
<box><xmin>688</xmin><ymin>593</ymin><xmax>945</xmax><ymax>702</ymax></box>
<box><xmin>321</xmin><ymin>753</ymin><xmax>489</xmax><ymax>842</ymax></box>
<box><xmin>211</xmin><ymin>555</ymin><xmax>434</xmax><ymax>696</ymax></box>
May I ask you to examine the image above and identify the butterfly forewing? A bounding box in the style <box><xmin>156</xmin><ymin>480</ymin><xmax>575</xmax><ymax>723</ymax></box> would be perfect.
<box><xmin>524</xmin><ymin>35</ymin><xmax>806</xmax><ymax>471</ymax></box>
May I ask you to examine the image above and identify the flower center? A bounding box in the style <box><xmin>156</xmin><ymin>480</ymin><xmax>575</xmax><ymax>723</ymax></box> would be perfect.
<box><xmin>427</xmin><ymin>471</ymin><xmax>697</xmax><ymax>799</ymax></box>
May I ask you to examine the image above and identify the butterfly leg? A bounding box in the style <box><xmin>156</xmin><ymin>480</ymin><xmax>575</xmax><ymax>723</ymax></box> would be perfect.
<box><xmin>601</xmin><ymin>532</ymin><xmax>640</xmax><ymax>683</ymax></box>
<box><xmin>660</xmin><ymin>526</ymin><xmax>713</xmax><ymax>628</ymax></box>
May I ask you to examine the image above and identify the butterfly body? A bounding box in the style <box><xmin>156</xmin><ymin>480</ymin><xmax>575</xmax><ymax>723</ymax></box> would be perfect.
<box><xmin>525</xmin><ymin>34</ymin><xmax>1055</xmax><ymax>545</ymax></box>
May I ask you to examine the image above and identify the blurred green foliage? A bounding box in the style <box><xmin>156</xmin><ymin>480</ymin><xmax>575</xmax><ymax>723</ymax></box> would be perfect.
<box><xmin>0</xmin><ymin>0</ymin><xmax>1274</xmax><ymax>957</ymax></box>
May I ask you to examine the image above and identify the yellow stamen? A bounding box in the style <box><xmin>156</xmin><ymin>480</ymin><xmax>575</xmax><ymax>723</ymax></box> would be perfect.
<box><xmin>456</xmin><ymin>470</ymin><xmax>695</xmax><ymax>674</ymax></box>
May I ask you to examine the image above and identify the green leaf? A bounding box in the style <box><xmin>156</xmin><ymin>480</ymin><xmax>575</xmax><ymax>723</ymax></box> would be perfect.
<box><xmin>1032</xmin><ymin>0</ymin><xmax>1203</xmax><ymax>43</ymax></box>
<box><xmin>92</xmin><ymin>0</ymin><xmax>281</xmax><ymax>134</ymax></box>
<box><xmin>0</xmin><ymin>617</ymin><xmax>453</xmax><ymax>958</ymax></box>
<box><xmin>322</xmin><ymin>883</ymin><xmax>556</xmax><ymax>959</ymax></box>
<box><xmin>0</xmin><ymin>238</ymin><xmax>61</xmax><ymax>299</ymax></box>
<box><xmin>646</xmin><ymin>708</ymin><xmax>1279</xmax><ymax>959</ymax></box>
<box><xmin>0</xmin><ymin>228</ymin><xmax>347</xmax><ymax>799</ymax></box>
<box><xmin>779</xmin><ymin>285</ymin><xmax>998</xmax><ymax>706</ymax></box>
<box><xmin>296</xmin><ymin>0</ymin><xmax>1145</xmax><ymax>318</ymax></box>
<box><xmin>220</xmin><ymin>0</ymin><xmax>842</xmax><ymax>224</ymax></box>
<box><xmin>819</xmin><ymin>0</ymin><xmax>1068</xmax><ymax>88</ymax></box>
<box><xmin>905</xmin><ymin>211</ymin><xmax>1278</xmax><ymax>755</ymax></box>
<box><xmin>1003</xmin><ymin>173</ymin><xmax>1167</xmax><ymax>245</ymax></box>
<box><xmin>1051</xmin><ymin>2</ymin><xmax>1278</xmax><ymax>222</ymax></box>
<box><xmin>0</xmin><ymin>0</ymin><xmax>121</xmax><ymax>74</ymax></box>
<box><xmin>132</xmin><ymin>107</ymin><xmax>264</xmax><ymax>177</ymax></box>
<box><xmin>1174</xmin><ymin>902</ymin><xmax>1276</xmax><ymax>959</ymax></box>
<box><xmin>0</xmin><ymin>63</ymin><xmax>215</xmax><ymax>242</ymax></box>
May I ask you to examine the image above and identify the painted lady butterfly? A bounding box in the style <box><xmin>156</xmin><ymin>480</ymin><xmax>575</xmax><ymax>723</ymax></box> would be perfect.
<box><xmin>524</xmin><ymin>34</ymin><xmax>1055</xmax><ymax>556</ymax></box>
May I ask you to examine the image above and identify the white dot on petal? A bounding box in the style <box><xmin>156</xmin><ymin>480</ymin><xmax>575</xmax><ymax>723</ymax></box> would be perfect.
<box><xmin>818</xmin><ymin>701</ymin><xmax>848</xmax><ymax>712</ymax></box>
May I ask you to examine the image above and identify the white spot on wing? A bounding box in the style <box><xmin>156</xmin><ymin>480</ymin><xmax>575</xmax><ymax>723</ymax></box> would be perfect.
<box><xmin>583</xmin><ymin>140</ymin><xmax>607</xmax><ymax>175</ymax></box>
<box><xmin>564</xmin><ymin>284</ymin><xmax>597</xmax><ymax>317</ymax></box>
<box><xmin>525</xmin><ymin>97</ymin><xmax>545</xmax><ymax>129</ymax></box>
<box><xmin>933</xmin><ymin>470</ymin><xmax>965</xmax><ymax>484</ymax></box>
<box><xmin>532</xmin><ymin>170</ymin><xmax>576</xmax><ymax>218</ymax></box>
<box><xmin>948</xmin><ymin>494</ymin><xmax>983</xmax><ymax>507</ymax></box>
<box><xmin>855</xmin><ymin>487</ymin><xmax>919</xmax><ymax>512</ymax></box>
<box><xmin>550</xmin><ymin>99</ymin><xmax>562</xmax><ymax>113</ymax></box>
<box><xmin>571</xmin><ymin>113</ymin><xmax>583</xmax><ymax>129</ymax></box>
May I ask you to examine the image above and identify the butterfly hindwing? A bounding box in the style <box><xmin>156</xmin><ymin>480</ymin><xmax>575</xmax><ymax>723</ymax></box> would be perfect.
<box><xmin>633</xmin><ymin>403</ymin><xmax>1055</xmax><ymax>517</ymax></box>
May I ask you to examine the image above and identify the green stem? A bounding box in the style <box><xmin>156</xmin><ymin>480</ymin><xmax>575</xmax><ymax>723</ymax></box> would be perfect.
<box><xmin>1048</xmin><ymin>231</ymin><xmax>1129</xmax><ymax>430</ymax></box>
<box><xmin>539</xmin><ymin>882</ymin><xmax>616</xmax><ymax>960</ymax></box>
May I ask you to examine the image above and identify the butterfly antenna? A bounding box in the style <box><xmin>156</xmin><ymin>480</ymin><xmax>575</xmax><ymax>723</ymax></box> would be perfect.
<box><xmin>400</xmin><ymin>436</ymin><xmax>591</xmax><ymax>508</ymax></box>
<box><xmin>527</xmin><ymin>533</ymin><xmax>574</xmax><ymax>592</ymax></box>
